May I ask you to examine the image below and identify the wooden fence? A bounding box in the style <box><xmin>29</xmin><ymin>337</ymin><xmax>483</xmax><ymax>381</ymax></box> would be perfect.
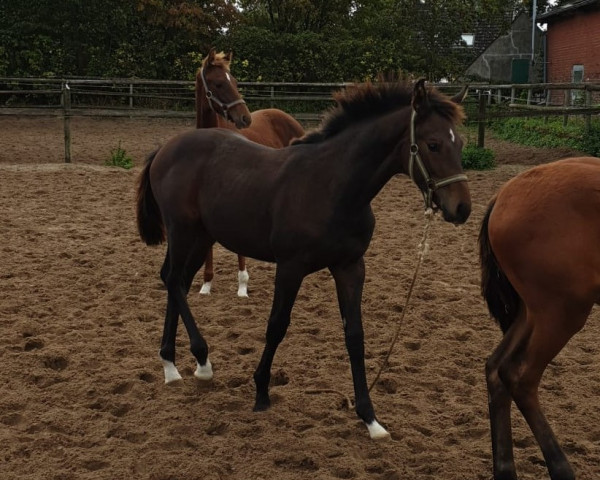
<box><xmin>1</xmin><ymin>77</ymin><xmax>599</xmax><ymax>162</ymax></box>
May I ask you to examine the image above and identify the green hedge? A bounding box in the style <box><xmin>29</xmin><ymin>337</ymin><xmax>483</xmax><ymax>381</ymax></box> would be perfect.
<box><xmin>490</xmin><ymin>117</ymin><xmax>600</xmax><ymax>157</ymax></box>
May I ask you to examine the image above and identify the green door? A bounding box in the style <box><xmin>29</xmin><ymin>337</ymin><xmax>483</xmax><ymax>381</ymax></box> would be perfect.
<box><xmin>511</xmin><ymin>59</ymin><xmax>529</xmax><ymax>84</ymax></box>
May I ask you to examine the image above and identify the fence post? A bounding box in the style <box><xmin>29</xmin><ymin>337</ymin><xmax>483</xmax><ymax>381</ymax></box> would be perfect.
<box><xmin>585</xmin><ymin>86</ymin><xmax>591</xmax><ymax>133</ymax></box>
<box><xmin>270</xmin><ymin>86</ymin><xmax>275</xmax><ymax>109</ymax></box>
<box><xmin>563</xmin><ymin>89</ymin><xmax>569</xmax><ymax>127</ymax></box>
<box><xmin>477</xmin><ymin>91</ymin><xmax>486</xmax><ymax>148</ymax></box>
<box><xmin>62</xmin><ymin>81</ymin><xmax>71</xmax><ymax>163</ymax></box>
<box><xmin>129</xmin><ymin>83</ymin><xmax>134</xmax><ymax>108</ymax></box>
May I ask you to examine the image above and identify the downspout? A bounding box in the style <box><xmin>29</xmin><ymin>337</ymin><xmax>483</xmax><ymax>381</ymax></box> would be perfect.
<box><xmin>531</xmin><ymin>0</ymin><xmax>537</xmax><ymax>64</ymax></box>
<box><xmin>543</xmin><ymin>33</ymin><xmax>547</xmax><ymax>83</ymax></box>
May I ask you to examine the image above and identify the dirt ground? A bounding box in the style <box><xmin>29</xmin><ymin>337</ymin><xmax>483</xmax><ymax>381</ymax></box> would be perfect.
<box><xmin>0</xmin><ymin>116</ymin><xmax>598</xmax><ymax>480</ymax></box>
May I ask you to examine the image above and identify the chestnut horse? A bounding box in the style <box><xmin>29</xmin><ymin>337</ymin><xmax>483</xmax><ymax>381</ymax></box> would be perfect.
<box><xmin>479</xmin><ymin>157</ymin><xmax>600</xmax><ymax>480</ymax></box>
<box><xmin>195</xmin><ymin>48</ymin><xmax>305</xmax><ymax>297</ymax></box>
<box><xmin>136</xmin><ymin>79</ymin><xmax>471</xmax><ymax>439</ymax></box>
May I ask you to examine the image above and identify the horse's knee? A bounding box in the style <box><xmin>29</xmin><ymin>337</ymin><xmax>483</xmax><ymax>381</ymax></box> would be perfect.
<box><xmin>485</xmin><ymin>356</ymin><xmax>502</xmax><ymax>391</ymax></box>
<box><xmin>497</xmin><ymin>358</ymin><xmax>539</xmax><ymax>407</ymax></box>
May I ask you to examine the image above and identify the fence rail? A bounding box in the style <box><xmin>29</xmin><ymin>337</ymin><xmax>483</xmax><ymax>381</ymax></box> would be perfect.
<box><xmin>1</xmin><ymin>77</ymin><xmax>599</xmax><ymax>162</ymax></box>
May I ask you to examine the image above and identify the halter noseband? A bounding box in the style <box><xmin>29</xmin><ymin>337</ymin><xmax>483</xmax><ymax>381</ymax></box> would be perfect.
<box><xmin>408</xmin><ymin>109</ymin><xmax>468</xmax><ymax>210</ymax></box>
<box><xmin>200</xmin><ymin>67</ymin><xmax>246</xmax><ymax>122</ymax></box>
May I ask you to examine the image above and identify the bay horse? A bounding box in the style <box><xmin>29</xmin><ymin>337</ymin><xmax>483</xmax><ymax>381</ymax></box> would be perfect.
<box><xmin>479</xmin><ymin>157</ymin><xmax>600</xmax><ymax>479</ymax></box>
<box><xmin>136</xmin><ymin>78</ymin><xmax>471</xmax><ymax>439</ymax></box>
<box><xmin>195</xmin><ymin>48</ymin><xmax>305</xmax><ymax>297</ymax></box>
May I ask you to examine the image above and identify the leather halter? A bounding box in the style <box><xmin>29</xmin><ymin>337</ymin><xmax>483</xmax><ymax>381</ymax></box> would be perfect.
<box><xmin>408</xmin><ymin>109</ymin><xmax>468</xmax><ymax>210</ymax></box>
<box><xmin>199</xmin><ymin>67</ymin><xmax>246</xmax><ymax>122</ymax></box>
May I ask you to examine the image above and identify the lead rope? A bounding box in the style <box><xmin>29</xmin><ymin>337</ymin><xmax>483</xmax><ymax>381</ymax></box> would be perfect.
<box><xmin>368</xmin><ymin>207</ymin><xmax>434</xmax><ymax>392</ymax></box>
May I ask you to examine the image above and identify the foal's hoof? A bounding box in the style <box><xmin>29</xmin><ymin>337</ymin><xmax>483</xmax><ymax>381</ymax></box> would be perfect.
<box><xmin>194</xmin><ymin>359</ymin><xmax>213</xmax><ymax>381</ymax></box>
<box><xmin>199</xmin><ymin>282</ymin><xmax>212</xmax><ymax>295</ymax></box>
<box><xmin>161</xmin><ymin>359</ymin><xmax>183</xmax><ymax>384</ymax></box>
<box><xmin>366</xmin><ymin>420</ymin><xmax>391</xmax><ymax>441</ymax></box>
<box><xmin>253</xmin><ymin>397</ymin><xmax>271</xmax><ymax>412</ymax></box>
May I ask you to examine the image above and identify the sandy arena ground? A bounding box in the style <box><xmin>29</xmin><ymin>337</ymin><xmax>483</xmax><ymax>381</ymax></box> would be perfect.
<box><xmin>0</xmin><ymin>115</ymin><xmax>598</xmax><ymax>480</ymax></box>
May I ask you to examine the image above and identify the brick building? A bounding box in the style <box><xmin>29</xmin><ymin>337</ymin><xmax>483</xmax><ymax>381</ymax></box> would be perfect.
<box><xmin>538</xmin><ymin>0</ymin><xmax>600</xmax><ymax>103</ymax></box>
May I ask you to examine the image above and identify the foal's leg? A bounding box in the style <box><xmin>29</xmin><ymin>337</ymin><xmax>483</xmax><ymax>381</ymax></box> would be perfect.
<box><xmin>159</xmin><ymin>250</ymin><xmax>183</xmax><ymax>383</ymax></box>
<box><xmin>183</xmin><ymin>238</ymin><xmax>215</xmax><ymax>380</ymax></box>
<box><xmin>162</xmin><ymin>227</ymin><xmax>212</xmax><ymax>382</ymax></box>
<box><xmin>237</xmin><ymin>255</ymin><xmax>249</xmax><ymax>298</ymax></box>
<box><xmin>199</xmin><ymin>246</ymin><xmax>214</xmax><ymax>295</ymax></box>
<box><xmin>253</xmin><ymin>263</ymin><xmax>303</xmax><ymax>411</ymax></box>
<box><xmin>330</xmin><ymin>259</ymin><xmax>390</xmax><ymax>440</ymax></box>
<box><xmin>500</xmin><ymin>304</ymin><xmax>590</xmax><ymax>480</ymax></box>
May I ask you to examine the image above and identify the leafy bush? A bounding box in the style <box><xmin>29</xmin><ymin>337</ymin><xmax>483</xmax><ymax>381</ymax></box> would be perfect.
<box><xmin>490</xmin><ymin>117</ymin><xmax>600</xmax><ymax>156</ymax></box>
<box><xmin>106</xmin><ymin>141</ymin><xmax>133</xmax><ymax>169</ymax></box>
<box><xmin>462</xmin><ymin>144</ymin><xmax>496</xmax><ymax>170</ymax></box>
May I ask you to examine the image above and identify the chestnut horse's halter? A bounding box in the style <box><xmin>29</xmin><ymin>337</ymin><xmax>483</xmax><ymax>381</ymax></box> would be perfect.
<box><xmin>199</xmin><ymin>67</ymin><xmax>246</xmax><ymax>122</ymax></box>
<box><xmin>408</xmin><ymin>109</ymin><xmax>468</xmax><ymax>210</ymax></box>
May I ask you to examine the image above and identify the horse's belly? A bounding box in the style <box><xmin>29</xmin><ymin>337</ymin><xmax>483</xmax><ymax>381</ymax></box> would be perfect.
<box><xmin>204</xmin><ymin>214</ymin><xmax>275</xmax><ymax>263</ymax></box>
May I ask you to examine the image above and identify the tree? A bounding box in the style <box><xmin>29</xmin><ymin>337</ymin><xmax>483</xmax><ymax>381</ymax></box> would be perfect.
<box><xmin>0</xmin><ymin>0</ymin><xmax>240</xmax><ymax>78</ymax></box>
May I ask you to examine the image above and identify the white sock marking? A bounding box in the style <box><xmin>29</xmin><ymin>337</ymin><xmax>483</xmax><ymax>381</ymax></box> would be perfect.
<box><xmin>199</xmin><ymin>281</ymin><xmax>212</xmax><ymax>295</ymax></box>
<box><xmin>194</xmin><ymin>358</ymin><xmax>213</xmax><ymax>381</ymax></box>
<box><xmin>237</xmin><ymin>269</ymin><xmax>249</xmax><ymax>297</ymax></box>
<box><xmin>161</xmin><ymin>359</ymin><xmax>183</xmax><ymax>384</ymax></box>
<box><xmin>366</xmin><ymin>420</ymin><xmax>391</xmax><ymax>440</ymax></box>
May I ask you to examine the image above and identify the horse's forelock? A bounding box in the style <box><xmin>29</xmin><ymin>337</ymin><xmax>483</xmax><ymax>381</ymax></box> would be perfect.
<box><xmin>200</xmin><ymin>51</ymin><xmax>231</xmax><ymax>71</ymax></box>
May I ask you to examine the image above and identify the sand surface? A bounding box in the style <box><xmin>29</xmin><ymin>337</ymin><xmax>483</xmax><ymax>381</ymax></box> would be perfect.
<box><xmin>1</xmin><ymin>116</ymin><xmax>598</xmax><ymax>480</ymax></box>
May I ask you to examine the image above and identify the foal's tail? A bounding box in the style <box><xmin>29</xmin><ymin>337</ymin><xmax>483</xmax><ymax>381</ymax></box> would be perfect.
<box><xmin>478</xmin><ymin>198</ymin><xmax>520</xmax><ymax>334</ymax></box>
<box><xmin>136</xmin><ymin>149</ymin><xmax>165</xmax><ymax>245</ymax></box>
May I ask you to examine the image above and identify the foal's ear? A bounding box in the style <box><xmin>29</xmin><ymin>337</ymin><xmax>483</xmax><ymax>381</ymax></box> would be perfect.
<box><xmin>450</xmin><ymin>84</ymin><xmax>469</xmax><ymax>104</ymax></box>
<box><xmin>206</xmin><ymin>47</ymin><xmax>216</xmax><ymax>65</ymax></box>
<box><xmin>411</xmin><ymin>78</ymin><xmax>429</xmax><ymax>113</ymax></box>
<box><xmin>224</xmin><ymin>51</ymin><xmax>233</xmax><ymax>63</ymax></box>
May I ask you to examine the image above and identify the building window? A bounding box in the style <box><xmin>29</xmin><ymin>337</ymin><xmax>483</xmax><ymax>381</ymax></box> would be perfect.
<box><xmin>572</xmin><ymin>65</ymin><xmax>584</xmax><ymax>105</ymax></box>
<box><xmin>461</xmin><ymin>34</ymin><xmax>474</xmax><ymax>46</ymax></box>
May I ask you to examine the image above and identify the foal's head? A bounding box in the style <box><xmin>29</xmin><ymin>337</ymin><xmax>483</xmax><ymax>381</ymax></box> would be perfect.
<box><xmin>408</xmin><ymin>80</ymin><xmax>471</xmax><ymax>224</ymax></box>
<box><xmin>197</xmin><ymin>48</ymin><xmax>252</xmax><ymax>128</ymax></box>
<box><xmin>294</xmin><ymin>79</ymin><xmax>471</xmax><ymax>224</ymax></box>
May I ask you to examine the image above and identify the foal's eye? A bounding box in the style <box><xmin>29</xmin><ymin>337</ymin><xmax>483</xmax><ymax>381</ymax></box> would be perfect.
<box><xmin>427</xmin><ymin>143</ymin><xmax>440</xmax><ymax>152</ymax></box>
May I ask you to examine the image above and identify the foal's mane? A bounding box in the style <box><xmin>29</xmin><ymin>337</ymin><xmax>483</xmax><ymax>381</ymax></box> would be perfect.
<box><xmin>294</xmin><ymin>79</ymin><xmax>464</xmax><ymax>145</ymax></box>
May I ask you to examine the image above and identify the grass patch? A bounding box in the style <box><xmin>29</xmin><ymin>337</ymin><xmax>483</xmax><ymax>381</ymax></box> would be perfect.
<box><xmin>490</xmin><ymin>117</ymin><xmax>600</xmax><ymax>157</ymax></box>
<box><xmin>106</xmin><ymin>141</ymin><xmax>133</xmax><ymax>169</ymax></box>
<box><xmin>462</xmin><ymin>144</ymin><xmax>496</xmax><ymax>170</ymax></box>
